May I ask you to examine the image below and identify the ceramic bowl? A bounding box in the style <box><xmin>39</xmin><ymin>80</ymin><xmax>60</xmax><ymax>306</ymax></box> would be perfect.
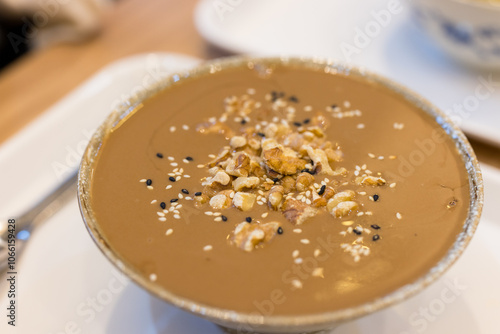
<box><xmin>78</xmin><ymin>56</ymin><xmax>483</xmax><ymax>334</ymax></box>
<box><xmin>412</xmin><ymin>0</ymin><xmax>500</xmax><ymax>70</ymax></box>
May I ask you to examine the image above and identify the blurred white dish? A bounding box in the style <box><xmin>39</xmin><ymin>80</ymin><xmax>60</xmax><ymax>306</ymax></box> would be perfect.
<box><xmin>194</xmin><ymin>0</ymin><xmax>500</xmax><ymax>147</ymax></box>
<box><xmin>412</xmin><ymin>0</ymin><xmax>500</xmax><ymax>70</ymax></box>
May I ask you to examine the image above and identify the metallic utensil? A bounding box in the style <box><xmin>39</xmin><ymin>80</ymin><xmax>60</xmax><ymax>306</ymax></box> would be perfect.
<box><xmin>0</xmin><ymin>170</ymin><xmax>77</xmax><ymax>273</ymax></box>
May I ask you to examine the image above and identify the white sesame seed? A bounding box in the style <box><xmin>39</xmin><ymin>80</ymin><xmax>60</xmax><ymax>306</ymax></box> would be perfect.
<box><xmin>149</xmin><ymin>273</ymin><xmax>157</xmax><ymax>281</ymax></box>
<box><xmin>304</xmin><ymin>105</ymin><xmax>313</xmax><ymax>112</ymax></box>
<box><xmin>170</xmin><ymin>126</ymin><xmax>176</xmax><ymax>132</ymax></box>
<box><xmin>390</xmin><ymin>183</ymin><xmax>396</xmax><ymax>188</ymax></box>
<box><xmin>203</xmin><ymin>245</ymin><xmax>213</xmax><ymax>252</ymax></box>
<box><xmin>173</xmin><ymin>210</ymin><xmax>180</xmax><ymax>214</ymax></box>
<box><xmin>166</xmin><ymin>185</ymin><xmax>173</xmax><ymax>190</ymax></box>
<box><xmin>314</xmin><ymin>249</ymin><xmax>321</xmax><ymax>257</ymax></box>
<box><xmin>357</xmin><ymin>123</ymin><xmax>365</xmax><ymax>129</ymax></box>
<box><xmin>214</xmin><ymin>217</ymin><xmax>222</xmax><ymax>222</ymax></box>
<box><xmin>368</xmin><ymin>153</ymin><xmax>376</xmax><ymax>158</ymax></box>
<box><xmin>170</xmin><ymin>162</ymin><xmax>178</xmax><ymax>167</ymax></box>
<box><xmin>291</xmin><ymin>279</ymin><xmax>303</xmax><ymax>289</ymax></box>
<box><xmin>184</xmin><ymin>175</ymin><xmax>191</xmax><ymax>178</ymax></box>
<box><xmin>396</xmin><ymin>212</ymin><xmax>402</xmax><ymax>220</ymax></box>
<box><xmin>247</xmin><ymin>88</ymin><xmax>256</xmax><ymax>95</ymax></box>
<box><xmin>157</xmin><ymin>212</ymin><xmax>165</xmax><ymax>217</ymax></box>
<box><xmin>178</xmin><ymin>193</ymin><xmax>184</xmax><ymax>199</ymax></box>
<box><xmin>175</xmin><ymin>176</ymin><xmax>181</xmax><ymax>181</ymax></box>
<box><xmin>158</xmin><ymin>217</ymin><xmax>167</xmax><ymax>222</ymax></box>
<box><xmin>205</xmin><ymin>211</ymin><xmax>214</xmax><ymax>216</ymax></box>
<box><xmin>139</xmin><ymin>179</ymin><xmax>147</xmax><ymax>183</ymax></box>
<box><xmin>197</xmin><ymin>164</ymin><xmax>205</xmax><ymax>168</ymax></box>
<box><xmin>378</xmin><ymin>156</ymin><xmax>385</xmax><ymax>160</ymax></box>
<box><xmin>182</xmin><ymin>124</ymin><xmax>189</xmax><ymax>130</ymax></box>
<box><xmin>312</xmin><ymin>267</ymin><xmax>324</xmax><ymax>278</ymax></box>
<box><xmin>293</xmin><ymin>229</ymin><xmax>302</xmax><ymax>234</ymax></box>
<box><xmin>166</xmin><ymin>228</ymin><xmax>173</xmax><ymax>236</ymax></box>
<box><xmin>168</xmin><ymin>156</ymin><xmax>175</xmax><ymax>161</ymax></box>
<box><xmin>300</xmin><ymin>239</ymin><xmax>310</xmax><ymax>245</ymax></box>
<box><xmin>173</xmin><ymin>214</ymin><xmax>181</xmax><ymax>219</ymax></box>
<box><xmin>292</xmin><ymin>250</ymin><xmax>300</xmax><ymax>258</ymax></box>
<box><xmin>176</xmin><ymin>204</ymin><xmax>183</xmax><ymax>209</ymax></box>
<box><xmin>294</xmin><ymin>258</ymin><xmax>303</xmax><ymax>264</ymax></box>
<box><xmin>261</xmin><ymin>212</ymin><xmax>269</xmax><ymax>218</ymax></box>
<box><xmin>147</xmin><ymin>186</ymin><xmax>153</xmax><ymax>190</ymax></box>
<box><xmin>183</xmin><ymin>159</ymin><xmax>189</xmax><ymax>163</ymax></box>
<box><xmin>151</xmin><ymin>199</ymin><xmax>157</xmax><ymax>204</ymax></box>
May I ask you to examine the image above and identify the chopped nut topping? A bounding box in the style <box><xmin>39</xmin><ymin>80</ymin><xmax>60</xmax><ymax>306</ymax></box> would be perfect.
<box><xmin>356</xmin><ymin>176</ymin><xmax>386</xmax><ymax>186</ymax></box>
<box><xmin>194</xmin><ymin>93</ymin><xmax>389</xmax><ymax>252</ymax></box>
<box><xmin>283</xmin><ymin>198</ymin><xmax>318</xmax><ymax>225</ymax></box>
<box><xmin>229</xmin><ymin>136</ymin><xmax>247</xmax><ymax>149</ymax></box>
<box><xmin>231</xmin><ymin>221</ymin><xmax>281</xmax><ymax>251</ymax></box>
<box><xmin>233</xmin><ymin>192</ymin><xmax>256</xmax><ymax>211</ymax></box>
<box><xmin>296</xmin><ymin>172</ymin><xmax>315</xmax><ymax>192</ymax></box>
<box><xmin>233</xmin><ymin>176</ymin><xmax>260</xmax><ymax>191</ymax></box>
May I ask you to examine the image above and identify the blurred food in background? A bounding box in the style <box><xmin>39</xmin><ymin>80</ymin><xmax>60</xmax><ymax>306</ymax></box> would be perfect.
<box><xmin>0</xmin><ymin>0</ymin><xmax>111</xmax><ymax>69</ymax></box>
<box><xmin>412</xmin><ymin>0</ymin><xmax>500</xmax><ymax>70</ymax></box>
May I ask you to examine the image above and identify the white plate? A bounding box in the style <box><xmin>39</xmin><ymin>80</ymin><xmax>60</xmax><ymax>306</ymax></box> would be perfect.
<box><xmin>1</xmin><ymin>52</ymin><xmax>499</xmax><ymax>334</ymax></box>
<box><xmin>194</xmin><ymin>0</ymin><xmax>500</xmax><ymax>147</ymax></box>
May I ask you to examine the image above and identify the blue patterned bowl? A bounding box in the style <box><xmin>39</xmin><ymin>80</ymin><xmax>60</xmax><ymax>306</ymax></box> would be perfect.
<box><xmin>412</xmin><ymin>0</ymin><xmax>500</xmax><ymax>70</ymax></box>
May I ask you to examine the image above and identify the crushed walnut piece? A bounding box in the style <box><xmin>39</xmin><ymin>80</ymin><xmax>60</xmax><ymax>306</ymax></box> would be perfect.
<box><xmin>194</xmin><ymin>92</ymin><xmax>388</xmax><ymax>252</ymax></box>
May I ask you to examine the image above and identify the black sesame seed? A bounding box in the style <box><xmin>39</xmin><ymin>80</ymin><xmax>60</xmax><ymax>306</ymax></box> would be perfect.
<box><xmin>194</xmin><ymin>191</ymin><xmax>202</xmax><ymax>196</ymax></box>
<box><xmin>303</xmin><ymin>118</ymin><xmax>310</xmax><ymax>124</ymax></box>
<box><xmin>169</xmin><ymin>176</ymin><xmax>176</xmax><ymax>182</ymax></box>
<box><xmin>257</xmin><ymin>132</ymin><xmax>265</xmax><ymax>137</ymax></box>
<box><xmin>373</xmin><ymin>194</ymin><xmax>379</xmax><ymax>201</ymax></box>
<box><xmin>331</xmin><ymin>104</ymin><xmax>338</xmax><ymax>109</ymax></box>
<box><xmin>318</xmin><ymin>185</ymin><xmax>326</xmax><ymax>196</ymax></box>
<box><xmin>301</xmin><ymin>168</ymin><xmax>315</xmax><ymax>175</ymax></box>
<box><xmin>156</xmin><ymin>153</ymin><xmax>163</xmax><ymax>158</ymax></box>
<box><xmin>181</xmin><ymin>189</ymin><xmax>189</xmax><ymax>194</ymax></box>
<box><xmin>221</xmin><ymin>215</ymin><xmax>228</xmax><ymax>222</ymax></box>
<box><xmin>146</xmin><ymin>179</ymin><xmax>152</xmax><ymax>186</ymax></box>
<box><xmin>241</xmin><ymin>119</ymin><xmax>247</xmax><ymax>125</ymax></box>
<box><xmin>160</xmin><ymin>202</ymin><xmax>166</xmax><ymax>209</ymax></box>
<box><xmin>370</xmin><ymin>224</ymin><xmax>381</xmax><ymax>230</ymax></box>
<box><xmin>170</xmin><ymin>198</ymin><xmax>178</xmax><ymax>203</ymax></box>
<box><xmin>372</xmin><ymin>234</ymin><xmax>380</xmax><ymax>241</ymax></box>
<box><xmin>273</xmin><ymin>177</ymin><xmax>279</xmax><ymax>183</ymax></box>
<box><xmin>353</xmin><ymin>229</ymin><xmax>362</xmax><ymax>235</ymax></box>
<box><xmin>289</xmin><ymin>95</ymin><xmax>299</xmax><ymax>103</ymax></box>
<box><xmin>293</xmin><ymin>122</ymin><xmax>302</xmax><ymax>127</ymax></box>
<box><xmin>277</xmin><ymin>227</ymin><xmax>283</xmax><ymax>235</ymax></box>
<box><xmin>185</xmin><ymin>156</ymin><xmax>194</xmax><ymax>161</ymax></box>
<box><xmin>245</xmin><ymin>217</ymin><xmax>252</xmax><ymax>223</ymax></box>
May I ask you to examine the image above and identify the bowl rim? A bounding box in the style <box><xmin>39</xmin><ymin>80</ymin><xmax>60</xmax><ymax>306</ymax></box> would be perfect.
<box><xmin>78</xmin><ymin>56</ymin><xmax>484</xmax><ymax>332</ymax></box>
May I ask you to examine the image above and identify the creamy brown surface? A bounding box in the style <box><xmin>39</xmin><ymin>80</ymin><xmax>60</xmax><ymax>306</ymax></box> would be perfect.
<box><xmin>90</xmin><ymin>64</ymin><xmax>470</xmax><ymax>315</ymax></box>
